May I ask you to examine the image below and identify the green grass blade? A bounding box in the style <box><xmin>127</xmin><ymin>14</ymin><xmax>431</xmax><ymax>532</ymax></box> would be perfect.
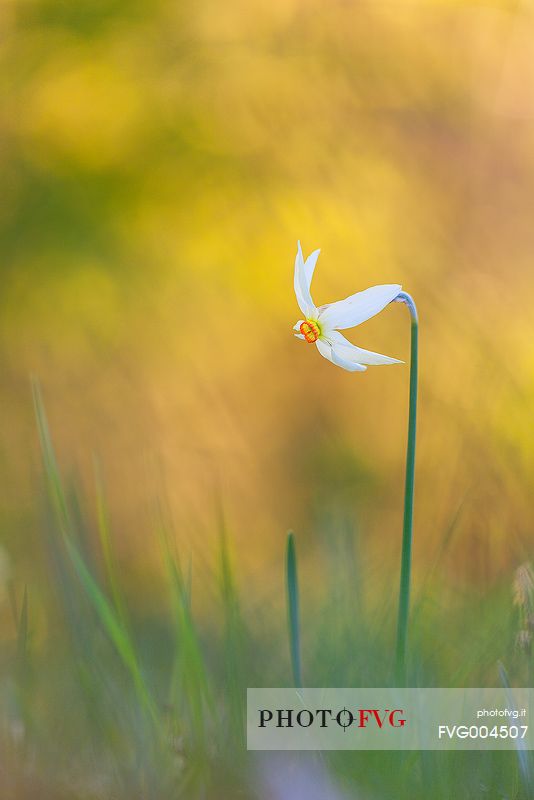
<box><xmin>219</xmin><ymin>527</ymin><xmax>246</xmax><ymax>745</ymax></box>
<box><xmin>64</xmin><ymin>536</ymin><xmax>160</xmax><ymax>725</ymax></box>
<box><xmin>499</xmin><ymin>661</ymin><xmax>534</xmax><ymax>800</ymax></box>
<box><xmin>32</xmin><ymin>379</ymin><xmax>160</xmax><ymax>729</ymax></box>
<box><xmin>158</xmin><ymin>517</ymin><xmax>212</xmax><ymax>747</ymax></box>
<box><xmin>94</xmin><ymin>459</ymin><xmax>130</xmax><ymax>630</ymax></box>
<box><xmin>16</xmin><ymin>586</ymin><xmax>29</xmax><ymax>667</ymax></box>
<box><xmin>286</xmin><ymin>531</ymin><xmax>302</xmax><ymax>688</ymax></box>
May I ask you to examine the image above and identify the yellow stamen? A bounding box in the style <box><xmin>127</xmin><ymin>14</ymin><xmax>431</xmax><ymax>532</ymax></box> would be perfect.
<box><xmin>300</xmin><ymin>320</ymin><xmax>321</xmax><ymax>343</ymax></box>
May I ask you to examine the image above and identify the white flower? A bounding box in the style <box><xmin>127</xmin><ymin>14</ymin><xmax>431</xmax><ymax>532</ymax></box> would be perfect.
<box><xmin>293</xmin><ymin>241</ymin><xmax>403</xmax><ymax>372</ymax></box>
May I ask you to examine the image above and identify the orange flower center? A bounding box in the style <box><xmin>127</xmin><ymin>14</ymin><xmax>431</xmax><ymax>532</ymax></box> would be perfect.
<box><xmin>300</xmin><ymin>320</ymin><xmax>321</xmax><ymax>343</ymax></box>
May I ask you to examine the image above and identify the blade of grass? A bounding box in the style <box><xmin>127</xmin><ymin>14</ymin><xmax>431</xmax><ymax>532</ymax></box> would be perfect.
<box><xmin>16</xmin><ymin>586</ymin><xmax>28</xmax><ymax>667</ymax></box>
<box><xmin>499</xmin><ymin>661</ymin><xmax>534</xmax><ymax>800</ymax></box>
<box><xmin>32</xmin><ymin>379</ymin><xmax>160</xmax><ymax>730</ymax></box>
<box><xmin>64</xmin><ymin>536</ymin><xmax>160</xmax><ymax>725</ymax></box>
<box><xmin>157</xmin><ymin>514</ymin><xmax>212</xmax><ymax>748</ymax></box>
<box><xmin>94</xmin><ymin>458</ymin><xmax>130</xmax><ymax>631</ymax></box>
<box><xmin>286</xmin><ymin>531</ymin><xmax>302</xmax><ymax>688</ymax></box>
<box><xmin>219</xmin><ymin>525</ymin><xmax>246</xmax><ymax>746</ymax></box>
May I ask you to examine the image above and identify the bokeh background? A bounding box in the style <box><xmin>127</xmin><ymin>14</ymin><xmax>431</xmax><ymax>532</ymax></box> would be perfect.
<box><xmin>1</xmin><ymin>1</ymin><xmax>534</xmax><ymax>797</ymax></box>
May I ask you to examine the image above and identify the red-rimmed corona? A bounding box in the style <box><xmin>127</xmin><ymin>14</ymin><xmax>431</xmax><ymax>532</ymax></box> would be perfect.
<box><xmin>299</xmin><ymin>319</ymin><xmax>321</xmax><ymax>343</ymax></box>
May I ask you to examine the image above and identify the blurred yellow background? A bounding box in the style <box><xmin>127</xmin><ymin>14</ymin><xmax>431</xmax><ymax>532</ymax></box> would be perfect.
<box><xmin>1</xmin><ymin>0</ymin><xmax>534</xmax><ymax>617</ymax></box>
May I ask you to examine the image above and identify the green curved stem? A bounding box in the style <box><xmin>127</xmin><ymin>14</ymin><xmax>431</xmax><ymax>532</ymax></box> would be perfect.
<box><xmin>394</xmin><ymin>291</ymin><xmax>418</xmax><ymax>685</ymax></box>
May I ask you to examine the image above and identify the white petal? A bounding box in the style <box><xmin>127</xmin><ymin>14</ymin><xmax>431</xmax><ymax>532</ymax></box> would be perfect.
<box><xmin>327</xmin><ymin>330</ymin><xmax>403</xmax><ymax>366</ymax></box>
<box><xmin>293</xmin><ymin>320</ymin><xmax>305</xmax><ymax>331</ymax></box>
<box><xmin>304</xmin><ymin>247</ymin><xmax>320</xmax><ymax>285</ymax></box>
<box><xmin>318</xmin><ymin>284</ymin><xmax>401</xmax><ymax>331</ymax></box>
<box><xmin>316</xmin><ymin>338</ymin><xmax>367</xmax><ymax>372</ymax></box>
<box><xmin>294</xmin><ymin>241</ymin><xmax>320</xmax><ymax>317</ymax></box>
<box><xmin>294</xmin><ymin>333</ymin><xmax>305</xmax><ymax>340</ymax></box>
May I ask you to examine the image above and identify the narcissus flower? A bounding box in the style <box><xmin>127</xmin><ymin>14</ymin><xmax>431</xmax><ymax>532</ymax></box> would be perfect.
<box><xmin>293</xmin><ymin>242</ymin><xmax>403</xmax><ymax>372</ymax></box>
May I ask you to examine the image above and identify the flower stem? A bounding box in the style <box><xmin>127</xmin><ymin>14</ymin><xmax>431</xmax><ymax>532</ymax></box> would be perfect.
<box><xmin>394</xmin><ymin>291</ymin><xmax>418</xmax><ymax>685</ymax></box>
